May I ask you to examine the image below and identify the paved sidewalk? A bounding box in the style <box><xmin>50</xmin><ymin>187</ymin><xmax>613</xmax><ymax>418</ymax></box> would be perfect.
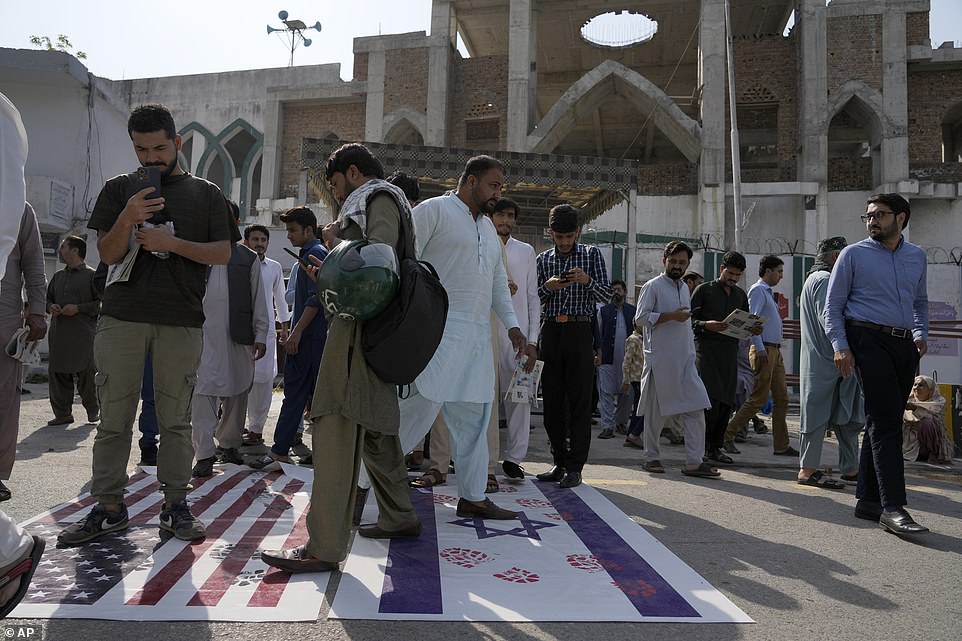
<box><xmin>5</xmin><ymin>383</ymin><xmax>960</xmax><ymax>641</ymax></box>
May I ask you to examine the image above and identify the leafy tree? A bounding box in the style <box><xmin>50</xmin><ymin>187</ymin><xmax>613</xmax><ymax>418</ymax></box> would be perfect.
<box><xmin>29</xmin><ymin>34</ymin><xmax>87</xmax><ymax>60</ymax></box>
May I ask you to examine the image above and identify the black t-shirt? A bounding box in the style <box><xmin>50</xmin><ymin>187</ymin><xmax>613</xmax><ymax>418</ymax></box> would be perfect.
<box><xmin>88</xmin><ymin>171</ymin><xmax>232</xmax><ymax>327</ymax></box>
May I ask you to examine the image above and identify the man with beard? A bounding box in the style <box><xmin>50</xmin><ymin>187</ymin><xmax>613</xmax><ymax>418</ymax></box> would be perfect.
<box><xmin>595</xmin><ymin>281</ymin><xmax>635</xmax><ymax>440</ymax></box>
<box><xmin>241</xmin><ymin>224</ymin><xmax>291</xmax><ymax>446</ymax></box>
<box><xmin>691</xmin><ymin>251</ymin><xmax>756</xmax><ymax>464</ymax></box>
<box><xmin>535</xmin><ymin>204</ymin><xmax>612</xmax><ymax>488</ymax></box>
<box><xmin>798</xmin><ymin>236</ymin><xmax>860</xmax><ymax>491</ymax></box>
<box><xmin>260</xmin><ymin>143</ymin><xmax>421</xmax><ymax>573</ymax></box>
<box><xmin>60</xmin><ymin>104</ymin><xmax>233</xmax><ymax>545</ymax></box>
<box><xmin>45</xmin><ymin>235</ymin><xmax>100</xmax><ymax>427</ymax></box>
<box><xmin>490</xmin><ymin>198</ymin><xmax>539</xmax><ymax>479</ymax></box>
<box><xmin>635</xmin><ymin>241</ymin><xmax>717</xmax><ymax>478</ymax></box>
<box><xmin>387</xmin><ymin>155</ymin><xmax>526</xmax><ymax>516</ymax></box>
<box><xmin>826</xmin><ymin>194</ymin><xmax>929</xmax><ymax>535</ymax></box>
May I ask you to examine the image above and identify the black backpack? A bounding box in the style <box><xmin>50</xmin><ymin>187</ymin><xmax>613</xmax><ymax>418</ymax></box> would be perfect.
<box><xmin>361</xmin><ymin>200</ymin><xmax>448</xmax><ymax>385</ymax></box>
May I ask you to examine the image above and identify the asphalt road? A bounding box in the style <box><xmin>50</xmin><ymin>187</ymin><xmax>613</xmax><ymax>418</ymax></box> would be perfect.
<box><xmin>4</xmin><ymin>382</ymin><xmax>960</xmax><ymax>641</ymax></box>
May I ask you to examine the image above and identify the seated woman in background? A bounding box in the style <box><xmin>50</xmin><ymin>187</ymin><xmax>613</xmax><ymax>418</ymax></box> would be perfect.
<box><xmin>903</xmin><ymin>375</ymin><xmax>954</xmax><ymax>464</ymax></box>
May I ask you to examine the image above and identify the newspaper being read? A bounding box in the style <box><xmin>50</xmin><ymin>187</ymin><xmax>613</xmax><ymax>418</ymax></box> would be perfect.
<box><xmin>504</xmin><ymin>356</ymin><xmax>544</xmax><ymax>408</ymax></box>
<box><xmin>718</xmin><ymin>309</ymin><xmax>766</xmax><ymax>340</ymax></box>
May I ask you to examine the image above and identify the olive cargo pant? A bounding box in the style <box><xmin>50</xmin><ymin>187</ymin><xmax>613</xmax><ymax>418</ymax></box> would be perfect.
<box><xmin>92</xmin><ymin>316</ymin><xmax>202</xmax><ymax>504</ymax></box>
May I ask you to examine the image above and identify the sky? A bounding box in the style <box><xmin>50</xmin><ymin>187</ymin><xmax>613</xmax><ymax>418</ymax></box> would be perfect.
<box><xmin>1</xmin><ymin>1</ymin><xmax>961</xmax><ymax>81</ymax></box>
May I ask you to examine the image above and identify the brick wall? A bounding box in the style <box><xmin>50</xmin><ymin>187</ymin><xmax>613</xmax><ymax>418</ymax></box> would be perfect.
<box><xmin>906</xmin><ymin>11</ymin><xmax>930</xmax><ymax>46</ymax></box>
<box><xmin>384</xmin><ymin>47</ymin><xmax>429</xmax><ymax>115</ymax></box>
<box><xmin>448</xmin><ymin>54</ymin><xmax>509</xmax><ymax>150</ymax></box>
<box><xmin>828</xmin><ymin>157</ymin><xmax>871</xmax><ymax>191</ymax></box>
<box><xmin>827</xmin><ymin>14</ymin><xmax>883</xmax><ymax>94</ymax></box>
<box><xmin>907</xmin><ymin>68</ymin><xmax>962</xmax><ymax>165</ymax></box>
<box><xmin>637</xmin><ymin>162</ymin><xmax>698</xmax><ymax>196</ymax></box>
<box><xmin>353</xmin><ymin>53</ymin><xmax>368</xmax><ymax>81</ymax></box>
<box><xmin>278</xmin><ymin>102</ymin><xmax>365</xmax><ymax>198</ymax></box>
<box><xmin>731</xmin><ymin>35</ymin><xmax>798</xmax><ymax>182</ymax></box>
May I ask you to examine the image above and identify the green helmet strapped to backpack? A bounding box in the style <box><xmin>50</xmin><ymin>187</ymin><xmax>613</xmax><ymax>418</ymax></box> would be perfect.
<box><xmin>315</xmin><ymin>239</ymin><xmax>399</xmax><ymax>320</ymax></box>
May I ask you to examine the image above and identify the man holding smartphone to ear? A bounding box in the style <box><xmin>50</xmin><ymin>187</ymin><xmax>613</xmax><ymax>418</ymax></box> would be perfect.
<box><xmin>59</xmin><ymin>104</ymin><xmax>233</xmax><ymax>546</ymax></box>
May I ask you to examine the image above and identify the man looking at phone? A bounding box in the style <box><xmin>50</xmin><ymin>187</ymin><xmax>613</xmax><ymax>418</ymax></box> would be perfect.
<box><xmin>535</xmin><ymin>204</ymin><xmax>612</xmax><ymax>488</ymax></box>
<box><xmin>249</xmin><ymin>207</ymin><xmax>328</xmax><ymax>470</ymax></box>
<box><xmin>60</xmin><ymin>104</ymin><xmax>232</xmax><ymax>545</ymax></box>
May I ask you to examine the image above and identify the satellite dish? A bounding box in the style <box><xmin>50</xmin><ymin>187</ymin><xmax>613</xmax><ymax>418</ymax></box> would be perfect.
<box><xmin>278</xmin><ymin>10</ymin><xmax>288</xmax><ymax>20</ymax></box>
<box><xmin>303</xmin><ymin>38</ymin><xmax>312</xmax><ymax>46</ymax></box>
<box><xmin>313</xmin><ymin>21</ymin><xmax>322</xmax><ymax>32</ymax></box>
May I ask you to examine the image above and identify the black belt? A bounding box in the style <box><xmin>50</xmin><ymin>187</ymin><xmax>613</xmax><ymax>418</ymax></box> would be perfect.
<box><xmin>847</xmin><ymin>320</ymin><xmax>912</xmax><ymax>340</ymax></box>
<box><xmin>763</xmin><ymin>342</ymin><xmax>781</xmax><ymax>348</ymax></box>
<box><xmin>546</xmin><ymin>315</ymin><xmax>591</xmax><ymax>323</ymax></box>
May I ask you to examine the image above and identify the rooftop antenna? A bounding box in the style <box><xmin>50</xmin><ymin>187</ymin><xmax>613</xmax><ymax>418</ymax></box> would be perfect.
<box><xmin>266</xmin><ymin>10</ymin><xmax>322</xmax><ymax>67</ymax></box>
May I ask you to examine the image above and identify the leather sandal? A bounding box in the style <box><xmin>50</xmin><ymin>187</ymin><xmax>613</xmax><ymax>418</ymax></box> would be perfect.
<box><xmin>410</xmin><ymin>469</ymin><xmax>445</xmax><ymax>488</ymax></box>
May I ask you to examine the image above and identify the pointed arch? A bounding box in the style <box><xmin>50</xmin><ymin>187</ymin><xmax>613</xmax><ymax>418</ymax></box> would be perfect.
<box><xmin>382</xmin><ymin>107</ymin><xmax>427</xmax><ymax>145</ymax></box>
<box><xmin>526</xmin><ymin>60</ymin><xmax>701</xmax><ymax>162</ymax></box>
<box><xmin>827</xmin><ymin>81</ymin><xmax>891</xmax><ymax>144</ymax></box>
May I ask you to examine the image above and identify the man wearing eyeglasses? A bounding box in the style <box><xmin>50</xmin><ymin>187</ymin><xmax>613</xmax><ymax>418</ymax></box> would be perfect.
<box><xmin>824</xmin><ymin>193</ymin><xmax>929</xmax><ymax>536</ymax></box>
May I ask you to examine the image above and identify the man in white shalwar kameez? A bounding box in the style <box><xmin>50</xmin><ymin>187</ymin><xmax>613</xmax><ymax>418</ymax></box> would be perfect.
<box><xmin>490</xmin><ymin>198</ymin><xmax>540</xmax><ymax>478</ymax></box>
<box><xmin>0</xmin><ymin>90</ymin><xmax>45</xmax><ymax>617</ymax></box>
<box><xmin>191</xmin><ymin>241</ymin><xmax>269</xmax><ymax>476</ymax></box>
<box><xmin>635</xmin><ymin>241</ymin><xmax>718</xmax><ymax>477</ymax></box>
<box><xmin>396</xmin><ymin>156</ymin><xmax>526</xmax><ymax>518</ymax></box>
<box><xmin>242</xmin><ymin>225</ymin><xmax>291</xmax><ymax>440</ymax></box>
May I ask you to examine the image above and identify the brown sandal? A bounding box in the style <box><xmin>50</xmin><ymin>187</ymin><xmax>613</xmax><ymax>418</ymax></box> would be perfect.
<box><xmin>485</xmin><ymin>474</ymin><xmax>500</xmax><ymax>494</ymax></box>
<box><xmin>410</xmin><ymin>469</ymin><xmax>445</xmax><ymax>488</ymax></box>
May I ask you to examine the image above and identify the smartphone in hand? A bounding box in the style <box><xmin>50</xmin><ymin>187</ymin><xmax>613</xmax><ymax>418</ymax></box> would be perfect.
<box><xmin>283</xmin><ymin>246</ymin><xmax>311</xmax><ymax>270</ymax></box>
<box><xmin>135</xmin><ymin>166</ymin><xmax>162</xmax><ymax>200</ymax></box>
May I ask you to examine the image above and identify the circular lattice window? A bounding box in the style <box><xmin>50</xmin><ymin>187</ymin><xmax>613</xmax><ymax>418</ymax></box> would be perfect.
<box><xmin>580</xmin><ymin>11</ymin><xmax>658</xmax><ymax>49</ymax></box>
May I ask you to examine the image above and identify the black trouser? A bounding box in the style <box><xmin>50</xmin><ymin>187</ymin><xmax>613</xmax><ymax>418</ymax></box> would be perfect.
<box><xmin>704</xmin><ymin>401</ymin><xmax>732</xmax><ymax>452</ymax></box>
<box><xmin>540</xmin><ymin>321</ymin><xmax>594</xmax><ymax>473</ymax></box>
<box><xmin>847</xmin><ymin>323</ymin><xmax>919</xmax><ymax>508</ymax></box>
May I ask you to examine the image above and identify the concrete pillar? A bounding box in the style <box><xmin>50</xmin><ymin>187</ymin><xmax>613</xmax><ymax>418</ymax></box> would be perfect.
<box><xmin>507</xmin><ymin>0</ymin><xmax>537</xmax><ymax>152</ymax></box>
<box><xmin>797</xmin><ymin>0</ymin><xmax>829</xmax><ymax>244</ymax></box>
<box><xmin>881</xmin><ymin>10</ymin><xmax>909</xmax><ymax>187</ymax></box>
<box><xmin>626</xmin><ymin>185</ymin><xmax>638</xmax><ymax>300</ymax></box>
<box><xmin>260</xmin><ymin>96</ymin><xmax>282</xmax><ymax>206</ymax></box>
<box><xmin>364</xmin><ymin>50</ymin><xmax>387</xmax><ymax>142</ymax></box>
<box><xmin>698</xmin><ymin>0</ymin><xmax>727</xmax><ymax>244</ymax></box>
<box><xmin>426</xmin><ymin>0</ymin><xmax>456</xmax><ymax>146</ymax></box>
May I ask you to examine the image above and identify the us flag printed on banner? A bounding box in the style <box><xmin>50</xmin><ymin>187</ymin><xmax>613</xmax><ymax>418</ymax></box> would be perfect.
<box><xmin>11</xmin><ymin>464</ymin><xmax>329</xmax><ymax>622</ymax></box>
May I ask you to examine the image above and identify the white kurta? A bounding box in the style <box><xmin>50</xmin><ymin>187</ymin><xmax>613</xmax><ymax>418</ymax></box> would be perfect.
<box><xmin>253</xmin><ymin>256</ymin><xmax>291</xmax><ymax>384</ymax></box>
<box><xmin>412</xmin><ymin>193</ymin><xmax>519</xmax><ymax>404</ymax></box>
<box><xmin>194</xmin><ymin>255</ymin><xmax>269</xmax><ymax>397</ymax></box>
<box><xmin>0</xmin><ymin>93</ymin><xmax>28</xmax><ymax>280</ymax></box>
<box><xmin>635</xmin><ymin>273</ymin><xmax>711</xmax><ymax>416</ymax></box>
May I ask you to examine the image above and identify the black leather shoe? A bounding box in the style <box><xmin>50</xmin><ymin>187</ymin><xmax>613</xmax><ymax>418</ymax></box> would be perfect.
<box><xmin>456</xmin><ymin>498</ymin><xmax>519</xmax><ymax>520</ymax></box>
<box><xmin>559</xmin><ymin>471</ymin><xmax>582</xmax><ymax>488</ymax></box>
<box><xmin>854</xmin><ymin>499</ymin><xmax>882</xmax><ymax>522</ymax></box>
<box><xmin>879</xmin><ymin>508</ymin><xmax>928</xmax><ymax>535</ymax></box>
<box><xmin>502</xmin><ymin>460</ymin><xmax>525</xmax><ymax>479</ymax></box>
<box><xmin>536</xmin><ymin>466</ymin><xmax>565</xmax><ymax>482</ymax></box>
<box><xmin>261</xmin><ymin>545</ymin><xmax>339</xmax><ymax>573</ymax></box>
<box><xmin>358</xmin><ymin>521</ymin><xmax>422</xmax><ymax>539</ymax></box>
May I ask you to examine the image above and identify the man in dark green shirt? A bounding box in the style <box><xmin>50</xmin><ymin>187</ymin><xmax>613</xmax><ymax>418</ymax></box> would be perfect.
<box><xmin>691</xmin><ymin>251</ymin><xmax>752</xmax><ymax>465</ymax></box>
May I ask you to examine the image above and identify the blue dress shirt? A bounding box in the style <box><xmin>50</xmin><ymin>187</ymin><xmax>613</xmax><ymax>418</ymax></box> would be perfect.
<box><xmin>823</xmin><ymin>236</ymin><xmax>928</xmax><ymax>352</ymax></box>
<box><xmin>747</xmin><ymin>279</ymin><xmax>782</xmax><ymax>351</ymax></box>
